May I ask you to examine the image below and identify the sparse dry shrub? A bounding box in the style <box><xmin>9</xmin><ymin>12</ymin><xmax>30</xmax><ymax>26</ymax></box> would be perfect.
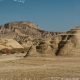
<box><xmin>0</xmin><ymin>48</ymin><xmax>25</xmax><ymax>55</ymax></box>
<box><xmin>1</xmin><ymin>48</ymin><xmax>12</xmax><ymax>54</ymax></box>
<box><xmin>12</xmin><ymin>48</ymin><xmax>25</xmax><ymax>53</ymax></box>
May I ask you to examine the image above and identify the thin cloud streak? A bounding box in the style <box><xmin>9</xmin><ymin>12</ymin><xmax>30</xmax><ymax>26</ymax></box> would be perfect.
<box><xmin>13</xmin><ymin>0</ymin><xmax>26</xmax><ymax>4</ymax></box>
<box><xmin>0</xmin><ymin>0</ymin><xmax>26</xmax><ymax>4</ymax></box>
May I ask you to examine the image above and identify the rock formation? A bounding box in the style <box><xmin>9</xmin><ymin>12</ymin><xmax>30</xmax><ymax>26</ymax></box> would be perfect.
<box><xmin>0</xmin><ymin>21</ymin><xmax>80</xmax><ymax>57</ymax></box>
<box><xmin>0</xmin><ymin>39</ymin><xmax>24</xmax><ymax>54</ymax></box>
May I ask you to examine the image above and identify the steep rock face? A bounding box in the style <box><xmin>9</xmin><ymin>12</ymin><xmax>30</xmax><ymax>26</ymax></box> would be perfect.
<box><xmin>56</xmin><ymin>27</ymin><xmax>80</xmax><ymax>56</ymax></box>
<box><xmin>0</xmin><ymin>39</ymin><xmax>24</xmax><ymax>54</ymax></box>
<box><xmin>0</xmin><ymin>21</ymin><xmax>62</xmax><ymax>50</ymax></box>
<box><xmin>0</xmin><ymin>21</ymin><xmax>80</xmax><ymax>57</ymax></box>
<box><xmin>0</xmin><ymin>22</ymin><xmax>41</xmax><ymax>38</ymax></box>
<box><xmin>36</xmin><ymin>41</ymin><xmax>54</xmax><ymax>57</ymax></box>
<box><xmin>56</xmin><ymin>36</ymin><xmax>75</xmax><ymax>56</ymax></box>
<box><xmin>0</xmin><ymin>21</ymin><xmax>65</xmax><ymax>56</ymax></box>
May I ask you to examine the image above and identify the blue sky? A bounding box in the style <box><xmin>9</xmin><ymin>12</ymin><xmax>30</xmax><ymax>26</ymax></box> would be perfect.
<box><xmin>0</xmin><ymin>0</ymin><xmax>80</xmax><ymax>31</ymax></box>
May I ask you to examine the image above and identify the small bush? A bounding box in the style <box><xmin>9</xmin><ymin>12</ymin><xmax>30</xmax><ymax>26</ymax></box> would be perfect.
<box><xmin>0</xmin><ymin>48</ymin><xmax>12</xmax><ymax>54</ymax></box>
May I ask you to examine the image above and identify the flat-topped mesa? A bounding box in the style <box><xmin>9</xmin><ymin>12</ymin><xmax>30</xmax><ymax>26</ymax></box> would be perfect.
<box><xmin>65</xmin><ymin>27</ymin><xmax>80</xmax><ymax>46</ymax></box>
<box><xmin>71</xmin><ymin>27</ymin><xmax>80</xmax><ymax>46</ymax></box>
<box><xmin>55</xmin><ymin>27</ymin><xmax>80</xmax><ymax>56</ymax></box>
<box><xmin>70</xmin><ymin>27</ymin><xmax>80</xmax><ymax>33</ymax></box>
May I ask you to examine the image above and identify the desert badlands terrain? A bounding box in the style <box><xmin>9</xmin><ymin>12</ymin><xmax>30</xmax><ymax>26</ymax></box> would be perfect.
<box><xmin>0</xmin><ymin>22</ymin><xmax>80</xmax><ymax>80</ymax></box>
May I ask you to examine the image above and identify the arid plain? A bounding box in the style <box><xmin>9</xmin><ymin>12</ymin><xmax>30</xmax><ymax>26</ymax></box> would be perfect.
<box><xmin>0</xmin><ymin>22</ymin><xmax>80</xmax><ymax>80</ymax></box>
<box><xmin>0</xmin><ymin>56</ymin><xmax>80</xmax><ymax>80</ymax></box>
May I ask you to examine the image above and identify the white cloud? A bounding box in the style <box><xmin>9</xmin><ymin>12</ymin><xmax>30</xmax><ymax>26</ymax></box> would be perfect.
<box><xmin>0</xmin><ymin>0</ymin><xmax>26</xmax><ymax>4</ymax></box>
<box><xmin>13</xmin><ymin>0</ymin><xmax>26</xmax><ymax>4</ymax></box>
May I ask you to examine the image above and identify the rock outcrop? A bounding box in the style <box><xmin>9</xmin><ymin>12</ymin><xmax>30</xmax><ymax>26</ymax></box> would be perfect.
<box><xmin>0</xmin><ymin>39</ymin><xmax>24</xmax><ymax>54</ymax></box>
<box><xmin>0</xmin><ymin>21</ymin><xmax>80</xmax><ymax>57</ymax></box>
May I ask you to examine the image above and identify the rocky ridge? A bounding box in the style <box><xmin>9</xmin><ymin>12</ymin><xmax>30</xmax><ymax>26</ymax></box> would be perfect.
<box><xmin>0</xmin><ymin>21</ymin><xmax>79</xmax><ymax>57</ymax></box>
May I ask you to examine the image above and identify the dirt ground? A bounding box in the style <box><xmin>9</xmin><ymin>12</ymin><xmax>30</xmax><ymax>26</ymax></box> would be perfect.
<box><xmin>0</xmin><ymin>55</ymin><xmax>80</xmax><ymax>80</ymax></box>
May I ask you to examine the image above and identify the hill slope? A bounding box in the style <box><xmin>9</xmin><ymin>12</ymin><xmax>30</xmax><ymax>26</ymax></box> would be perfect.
<box><xmin>0</xmin><ymin>21</ymin><xmax>80</xmax><ymax>57</ymax></box>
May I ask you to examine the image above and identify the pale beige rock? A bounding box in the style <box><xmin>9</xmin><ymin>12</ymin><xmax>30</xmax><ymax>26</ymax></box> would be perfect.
<box><xmin>0</xmin><ymin>39</ymin><xmax>23</xmax><ymax>50</ymax></box>
<box><xmin>0</xmin><ymin>22</ymin><xmax>80</xmax><ymax>57</ymax></box>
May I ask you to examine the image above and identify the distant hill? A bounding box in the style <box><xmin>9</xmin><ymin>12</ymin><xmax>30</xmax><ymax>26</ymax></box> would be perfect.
<box><xmin>0</xmin><ymin>21</ymin><xmax>80</xmax><ymax>57</ymax></box>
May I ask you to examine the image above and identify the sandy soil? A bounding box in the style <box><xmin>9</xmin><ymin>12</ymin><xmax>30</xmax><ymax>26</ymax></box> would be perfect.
<box><xmin>0</xmin><ymin>53</ymin><xmax>25</xmax><ymax>61</ymax></box>
<box><xmin>0</xmin><ymin>55</ymin><xmax>80</xmax><ymax>80</ymax></box>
